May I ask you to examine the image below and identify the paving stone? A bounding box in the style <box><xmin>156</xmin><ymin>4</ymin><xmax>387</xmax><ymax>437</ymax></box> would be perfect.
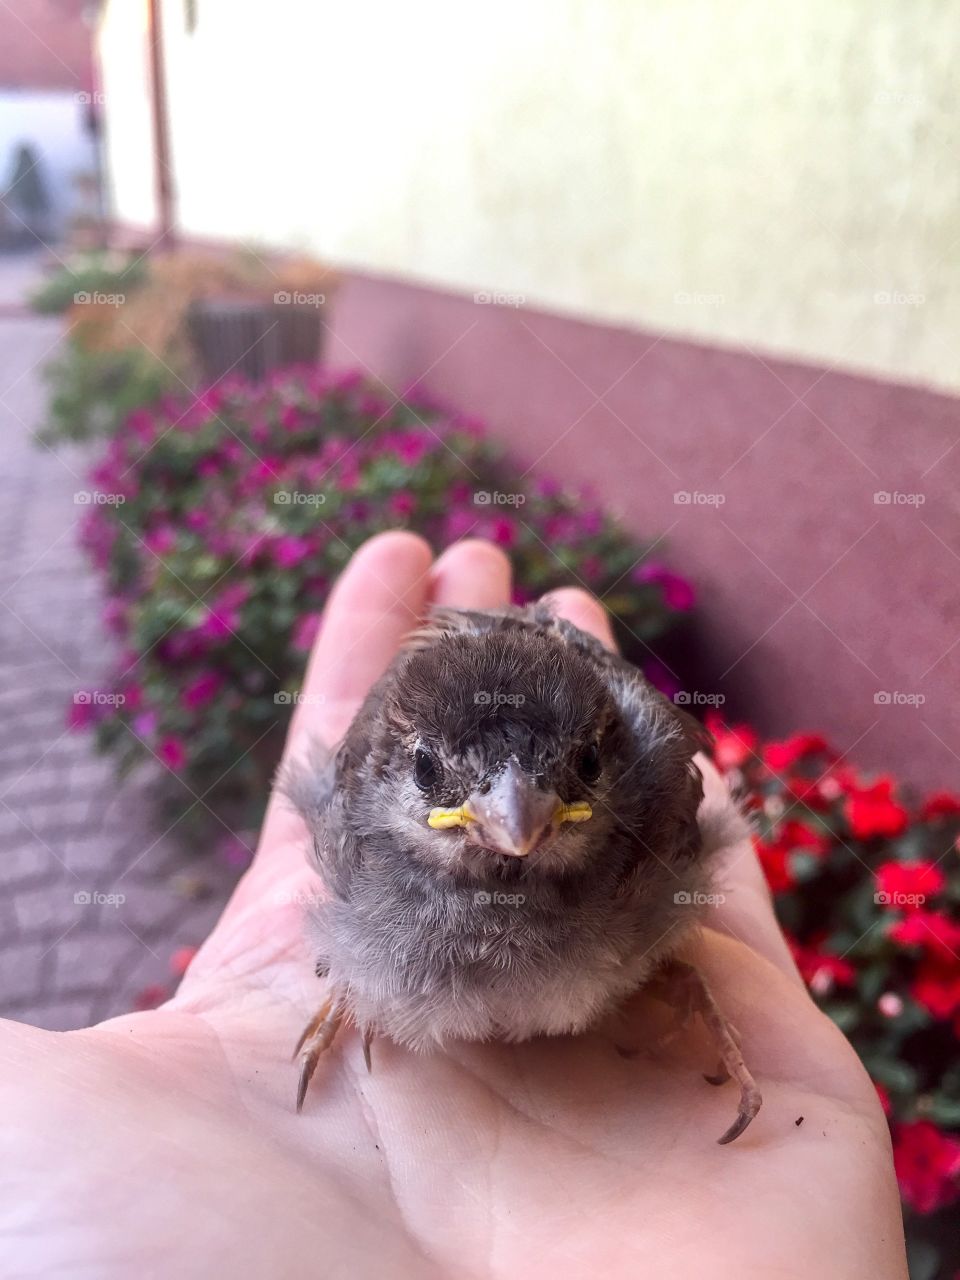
<box><xmin>0</xmin><ymin>261</ymin><xmax>239</xmax><ymax>1031</ymax></box>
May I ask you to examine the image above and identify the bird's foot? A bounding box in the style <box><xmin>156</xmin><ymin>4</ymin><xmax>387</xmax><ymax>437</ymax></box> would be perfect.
<box><xmin>292</xmin><ymin>996</ymin><xmax>345</xmax><ymax>1112</ymax></box>
<box><xmin>650</xmin><ymin>960</ymin><xmax>762</xmax><ymax>1145</ymax></box>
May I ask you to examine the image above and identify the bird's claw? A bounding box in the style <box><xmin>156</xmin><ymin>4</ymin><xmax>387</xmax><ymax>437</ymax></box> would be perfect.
<box><xmin>651</xmin><ymin>960</ymin><xmax>762</xmax><ymax>1145</ymax></box>
<box><xmin>293</xmin><ymin>997</ymin><xmax>344</xmax><ymax>1112</ymax></box>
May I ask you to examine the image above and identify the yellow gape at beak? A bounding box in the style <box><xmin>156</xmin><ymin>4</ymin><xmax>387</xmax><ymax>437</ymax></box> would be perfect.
<box><xmin>554</xmin><ymin>801</ymin><xmax>593</xmax><ymax>824</ymax></box>
<box><xmin>428</xmin><ymin>761</ymin><xmax>593</xmax><ymax>856</ymax></box>
<box><xmin>427</xmin><ymin>804</ymin><xmax>475</xmax><ymax>830</ymax></box>
<box><xmin>427</xmin><ymin>800</ymin><xmax>593</xmax><ymax>830</ymax></box>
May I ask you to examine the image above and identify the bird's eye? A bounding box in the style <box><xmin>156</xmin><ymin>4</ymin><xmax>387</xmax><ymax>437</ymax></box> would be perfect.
<box><xmin>414</xmin><ymin>747</ymin><xmax>440</xmax><ymax>791</ymax></box>
<box><xmin>578</xmin><ymin>742</ymin><xmax>601</xmax><ymax>784</ymax></box>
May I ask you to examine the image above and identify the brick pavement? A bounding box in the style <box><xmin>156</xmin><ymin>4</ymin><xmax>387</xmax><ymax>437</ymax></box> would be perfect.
<box><xmin>0</xmin><ymin>254</ymin><xmax>241</xmax><ymax>1031</ymax></box>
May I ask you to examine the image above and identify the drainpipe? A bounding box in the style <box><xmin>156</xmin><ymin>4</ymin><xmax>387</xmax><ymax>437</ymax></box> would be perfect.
<box><xmin>147</xmin><ymin>0</ymin><xmax>176</xmax><ymax>247</ymax></box>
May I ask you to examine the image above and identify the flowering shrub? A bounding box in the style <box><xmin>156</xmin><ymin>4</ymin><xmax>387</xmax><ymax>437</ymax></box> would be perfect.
<box><xmin>73</xmin><ymin>366</ymin><xmax>693</xmax><ymax>824</ymax></box>
<box><xmin>709</xmin><ymin>717</ymin><xmax>960</xmax><ymax>1279</ymax></box>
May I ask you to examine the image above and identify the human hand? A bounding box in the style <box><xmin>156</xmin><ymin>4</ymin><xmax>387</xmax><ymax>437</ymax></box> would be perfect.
<box><xmin>0</xmin><ymin>532</ymin><xmax>907</xmax><ymax>1278</ymax></box>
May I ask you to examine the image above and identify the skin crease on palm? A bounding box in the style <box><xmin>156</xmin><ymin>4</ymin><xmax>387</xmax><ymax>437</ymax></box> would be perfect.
<box><xmin>0</xmin><ymin>533</ymin><xmax>908</xmax><ymax>1280</ymax></box>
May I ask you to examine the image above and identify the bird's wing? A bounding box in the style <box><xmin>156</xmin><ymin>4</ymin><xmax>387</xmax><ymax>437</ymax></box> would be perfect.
<box><xmin>275</xmin><ymin>740</ymin><xmax>338</xmax><ymax>871</ymax></box>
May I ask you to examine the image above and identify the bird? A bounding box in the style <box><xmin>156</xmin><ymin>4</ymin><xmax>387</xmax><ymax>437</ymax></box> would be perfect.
<box><xmin>280</xmin><ymin>603</ymin><xmax>761</xmax><ymax>1144</ymax></box>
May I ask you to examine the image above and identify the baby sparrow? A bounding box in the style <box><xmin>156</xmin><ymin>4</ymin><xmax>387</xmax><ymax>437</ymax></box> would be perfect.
<box><xmin>282</xmin><ymin>604</ymin><xmax>761</xmax><ymax>1143</ymax></box>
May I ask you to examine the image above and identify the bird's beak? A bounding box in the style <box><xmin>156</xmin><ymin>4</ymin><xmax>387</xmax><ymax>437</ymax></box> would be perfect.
<box><xmin>464</xmin><ymin>759</ymin><xmax>560</xmax><ymax>858</ymax></box>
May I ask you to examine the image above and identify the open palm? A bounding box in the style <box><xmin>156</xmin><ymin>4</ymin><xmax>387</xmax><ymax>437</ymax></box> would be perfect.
<box><xmin>0</xmin><ymin>533</ymin><xmax>907</xmax><ymax>1279</ymax></box>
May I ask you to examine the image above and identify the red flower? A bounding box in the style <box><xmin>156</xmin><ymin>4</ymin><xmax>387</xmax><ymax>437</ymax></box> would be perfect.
<box><xmin>892</xmin><ymin>1121</ymin><xmax>960</xmax><ymax>1214</ymax></box>
<box><xmin>845</xmin><ymin>778</ymin><xmax>909</xmax><ymax>840</ymax></box>
<box><xmin>912</xmin><ymin>957</ymin><xmax>960</xmax><ymax>1020</ymax></box>
<box><xmin>170</xmin><ymin>945</ymin><xmax>198</xmax><ymax>978</ymax></box>
<box><xmin>876</xmin><ymin>861</ymin><xmax>946</xmax><ymax>909</ymax></box>
<box><xmin>921</xmin><ymin>792</ymin><xmax>960</xmax><ymax>821</ymax></box>
<box><xmin>763</xmin><ymin>733</ymin><xmax>833</xmax><ymax>772</ymax></box>
<box><xmin>706</xmin><ymin>715</ymin><xmax>757</xmax><ymax>771</ymax></box>
<box><xmin>889</xmin><ymin>910</ymin><xmax>960</xmax><ymax>962</ymax></box>
<box><xmin>755</xmin><ymin>820</ymin><xmax>831</xmax><ymax>894</ymax></box>
<box><xmin>756</xmin><ymin>839</ymin><xmax>793</xmax><ymax>893</ymax></box>
<box><xmin>778</xmin><ymin>818</ymin><xmax>832</xmax><ymax>857</ymax></box>
<box><xmin>788</xmin><ymin>938</ymin><xmax>856</xmax><ymax>993</ymax></box>
<box><xmin>133</xmin><ymin>984</ymin><xmax>168</xmax><ymax>1011</ymax></box>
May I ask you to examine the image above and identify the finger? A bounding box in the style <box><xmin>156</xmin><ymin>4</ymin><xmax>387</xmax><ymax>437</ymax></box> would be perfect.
<box><xmin>696</xmin><ymin>754</ymin><xmax>804</xmax><ymax>985</ymax></box>
<box><xmin>429</xmin><ymin>538</ymin><xmax>512</xmax><ymax>610</ymax></box>
<box><xmin>256</xmin><ymin>531</ymin><xmax>432</xmax><ymax>869</ymax></box>
<box><xmin>540</xmin><ymin>587</ymin><xmax>618</xmax><ymax>652</ymax></box>
<box><xmin>284</xmin><ymin>530</ymin><xmax>434</xmax><ymax>753</ymax></box>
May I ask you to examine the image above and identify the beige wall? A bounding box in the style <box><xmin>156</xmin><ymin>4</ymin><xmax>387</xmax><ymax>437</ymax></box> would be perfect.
<box><xmin>99</xmin><ymin>0</ymin><xmax>960</xmax><ymax>392</ymax></box>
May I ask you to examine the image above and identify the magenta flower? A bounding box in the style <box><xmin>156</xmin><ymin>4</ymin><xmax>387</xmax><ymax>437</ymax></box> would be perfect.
<box><xmin>272</xmin><ymin>535</ymin><xmax>313</xmax><ymax>569</ymax></box>
<box><xmin>132</xmin><ymin>710</ymin><xmax>158</xmax><ymax>739</ymax></box>
<box><xmin>633</xmin><ymin>563</ymin><xmax>696</xmax><ymax>612</ymax></box>
<box><xmin>490</xmin><ymin>517</ymin><xmax>516</xmax><ymax>548</ymax></box>
<box><xmin>145</xmin><ymin>526</ymin><xmax>177</xmax><ymax>556</ymax></box>
<box><xmin>183</xmin><ymin>671</ymin><xmax>223</xmax><ymax>709</ymax></box>
<box><xmin>292</xmin><ymin>612</ymin><xmax>322</xmax><ymax>652</ymax></box>
<box><xmin>388</xmin><ymin>491</ymin><xmax>417</xmax><ymax>520</ymax></box>
<box><xmin>157</xmin><ymin>736</ymin><xmax>188</xmax><ymax>771</ymax></box>
<box><xmin>642</xmin><ymin>658</ymin><xmax>682</xmax><ymax>699</ymax></box>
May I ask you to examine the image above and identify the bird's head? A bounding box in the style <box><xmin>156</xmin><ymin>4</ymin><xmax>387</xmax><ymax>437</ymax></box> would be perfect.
<box><xmin>357</xmin><ymin>625</ymin><xmax>628</xmax><ymax>878</ymax></box>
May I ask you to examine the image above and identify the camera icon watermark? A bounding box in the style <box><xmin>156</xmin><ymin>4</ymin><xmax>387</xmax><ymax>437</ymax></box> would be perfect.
<box><xmin>473</xmin><ymin>490</ymin><xmax>526</xmax><ymax>507</ymax></box>
<box><xmin>473</xmin><ymin>291</ymin><xmax>525</xmax><ymax>308</ymax></box>
<box><xmin>873</xmin><ymin>290</ymin><xmax>925</xmax><ymax>306</ymax></box>
<box><xmin>673</xmin><ymin>490</ymin><xmax>725</xmax><ymax>507</ymax></box>
<box><xmin>74</xmin><ymin>290</ymin><xmax>124</xmax><ymax>307</ymax></box>
<box><xmin>874</xmin><ymin>691</ymin><xmax>925</xmax><ymax>707</ymax></box>
<box><xmin>874</xmin><ymin>891</ymin><xmax>926</xmax><ymax>908</ymax></box>
<box><xmin>272</xmin><ymin>887</ymin><xmax>325</xmax><ymax>908</ymax></box>
<box><xmin>674</xmin><ymin>691</ymin><xmax>725</xmax><ymax>708</ymax></box>
<box><xmin>74</xmin><ymin>490</ymin><xmax>126</xmax><ymax>506</ymax></box>
<box><xmin>74</xmin><ymin>889</ymin><xmax>126</xmax><ymax>908</ymax></box>
<box><xmin>274</xmin><ymin>490</ymin><xmax>326</xmax><ymax>506</ymax></box>
<box><xmin>873</xmin><ymin>491</ymin><xmax>925</xmax><ymax>506</ymax></box>
<box><xmin>474</xmin><ymin>690</ymin><xmax>526</xmax><ymax>707</ymax></box>
<box><xmin>674</xmin><ymin>291</ymin><xmax>725</xmax><ymax>306</ymax></box>
<box><xmin>274</xmin><ymin>290</ymin><xmax>325</xmax><ymax>307</ymax></box>
<box><xmin>674</xmin><ymin>890</ymin><xmax>726</xmax><ymax>906</ymax></box>
<box><xmin>473</xmin><ymin>889</ymin><xmax>526</xmax><ymax>906</ymax></box>
<box><xmin>274</xmin><ymin>691</ymin><xmax>327</xmax><ymax>706</ymax></box>
<box><xmin>74</xmin><ymin>690</ymin><xmax>126</xmax><ymax>707</ymax></box>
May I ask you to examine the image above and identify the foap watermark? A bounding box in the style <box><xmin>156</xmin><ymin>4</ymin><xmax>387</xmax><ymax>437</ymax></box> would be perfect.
<box><xmin>674</xmin><ymin>291</ymin><xmax>725</xmax><ymax>307</ymax></box>
<box><xmin>274</xmin><ymin>490</ymin><xmax>326</xmax><ymax>506</ymax></box>
<box><xmin>874</xmin><ymin>290</ymin><xmax>925</xmax><ymax>307</ymax></box>
<box><xmin>473</xmin><ymin>291</ymin><xmax>525</xmax><ymax>308</ymax></box>
<box><xmin>474</xmin><ymin>889</ymin><xmax>526</xmax><ymax>907</ymax></box>
<box><xmin>74</xmin><ymin>490</ymin><xmax>126</xmax><ymax>506</ymax></box>
<box><xmin>474</xmin><ymin>490</ymin><xmax>526</xmax><ymax>507</ymax></box>
<box><xmin>274</xmin><ymin>290</ymin><xmax>326</xmax><ymax>307</ymax></box>
<box><xmin>273</xmin><ymin>887</ymin><xmax>325</xmax><ymax>908</ymax></box>
<box><xmin>674</xmin><ymin>691</ymin><xmax>726</xmax><ymax>708</ymax></box>
<box><xmin>674</xmin><ymin>490</ymin><xmax>725</xmax><ymax>507</ymax></box>
<box><xmin>474</xmin><ymin>690</ymin><xmax>526</xmax><ymax>708</ymax></box>
<box><xmin>74</xmin><ymin>290</ymin><xmax>125</xmax><ymax>307</ymax></box>
<box><xmin>74</xmin><ymin>690</ymin><xmax>126</xmax><ymax>707</ymax></box>
<box><xmin>873</xmin><ymin>89</ymin><xmax>925</xmax><ymax>108</ymax></box>
<box><xmin>274</xmin><ymin>691</ymin><xmax>327</xmax><ymax>706</ymax></box>
<box><xmin>75</xmin><ymin>890</ymin><xmax>126</xmax><ymax>908</ymax></box>
<box><xmin>874</xmin><ymin>491</ymin><xmax>925</xmax><ymax>506</ymax></box>
<box><xmin>875</xmin><ymin>890</ymin><xmax>926</xmax><ymax>909</ymax></box>
<box><xmin>674</xmin><ymin>890</ymin><xmax>726</xmax><ymax>907</ymax></box>
<box><xmin>874</xmin><ymin>691</ymin><xmax>926</xmax><ymax>707</ymax></box>
<box><xmin>75</xmin><ymin>90</ymin><xmax>107</xmax><ymax>106</ymax></box>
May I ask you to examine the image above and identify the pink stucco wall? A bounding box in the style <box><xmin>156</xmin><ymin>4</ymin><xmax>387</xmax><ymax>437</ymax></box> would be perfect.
<box><xmin>328</xmin><ymin>269</ymin><xmax>959</xmax><ymax>791</ymax></box>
